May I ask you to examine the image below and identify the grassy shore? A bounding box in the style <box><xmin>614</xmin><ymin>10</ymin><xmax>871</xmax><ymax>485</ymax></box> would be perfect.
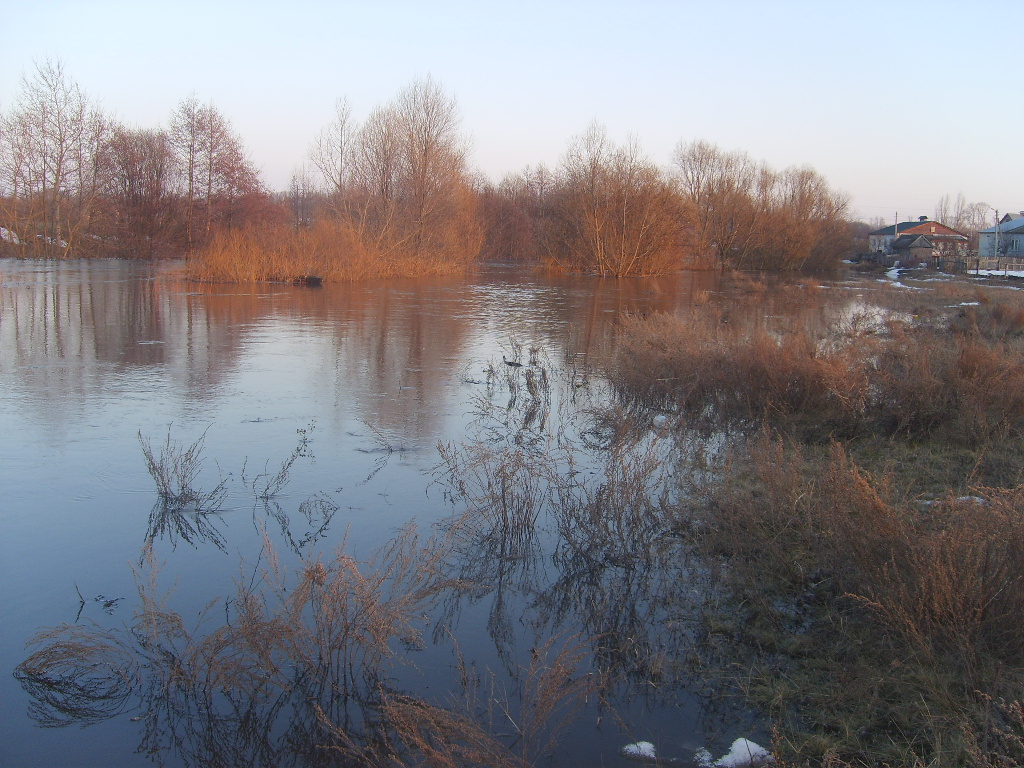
<box><xmin>611</xmin><ymin>274</ymin><xmax>1024</xmax><ymax>766</ymax></box>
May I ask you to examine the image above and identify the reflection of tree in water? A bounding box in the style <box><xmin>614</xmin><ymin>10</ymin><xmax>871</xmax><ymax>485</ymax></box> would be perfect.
<box><xmin>542</xmin><ymin>439</ymin><xmax>706</xmax><ymax>697</ymax></box>
<box><xmin>435</xmin><ymin>438</ymin><xmax>550</xmax><ymax>670</ymax></box>
<box><xmin>16</xmin><ymin>526</ymin><xmax>595</xmax><ymax>767</ymax></box>
<box><xmin>138</xmin><ymin>423</ymin><xmax>338</xmax><ymax>557</ymax></box>
<box><xmin>257</xmin><ymin>494</ymin><xmax>338</xmax><ymax>556</ymax></box>
<box><xmin>18</xmin><ymin>341</ymin><xmax>734</xmax><ymax>765</ymax></box>
<box><xmin>436</xmin><ymin>357</ymin><xmax>712</xmax><ymax>708</ymax></box>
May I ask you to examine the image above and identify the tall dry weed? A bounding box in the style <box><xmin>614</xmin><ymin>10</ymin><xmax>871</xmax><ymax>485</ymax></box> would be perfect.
<box><xmin>614</xmin><ymin>310</ymin><xmax>866</xmax><ymax>439</ymax></box>
<box><xmin>692</xmin><ymin>435</ymin><xmax>1024</xmax><ymax>764</ymax></box>
<box><xmin>16</xmin><ymin>526</ymin><xmax>468</xmax><ymax>765</ymax></box>
<box><xmin>614</xmin><ymin>309</ymin><xmax>1024</xmax><ymax>446</ymax></box>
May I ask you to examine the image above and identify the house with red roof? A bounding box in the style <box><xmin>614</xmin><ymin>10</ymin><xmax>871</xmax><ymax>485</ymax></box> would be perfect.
<box><xmin>868</xmin><ymin>216</ymin><xmax>969</xmax><ymax>265</ymax></box>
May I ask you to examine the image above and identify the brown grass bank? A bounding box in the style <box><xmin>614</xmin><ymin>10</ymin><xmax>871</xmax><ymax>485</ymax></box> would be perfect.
<box><xmin>613</xmin><ymin>289</ymin><xmax>1024</xmax><ymax>485</ymax></box>
<box><xmin>685</xmin><ymin>437</ymin><xmax>1024</xmax><ymax>766</ymax></box>
<box><xmin>611</xmin><ymin>280</ymin><xmax>1024</xmax><ymax>765</ymax></box>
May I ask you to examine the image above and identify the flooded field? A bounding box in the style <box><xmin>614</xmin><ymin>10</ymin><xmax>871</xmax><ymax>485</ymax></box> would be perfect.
<box><xmin>0</xmin><ymin>259</ymin><xmax>910</xmax><ymax>766</ymax></box>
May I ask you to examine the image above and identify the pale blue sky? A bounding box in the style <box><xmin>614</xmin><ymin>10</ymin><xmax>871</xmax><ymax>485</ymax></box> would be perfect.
<box><xmin>2</xmin><ymin>0</ymin><xmax>1020</xmax><ymax>222</ymax></box>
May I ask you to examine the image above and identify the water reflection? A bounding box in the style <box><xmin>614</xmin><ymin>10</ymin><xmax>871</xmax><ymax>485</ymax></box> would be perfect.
<box><xmin>144</xmin><ymin>501</ymin><xmax>229</xmax><ymax>552</ymax></box>
<box><xmin>5</xmin><ymin>259</ymin><xmax>780</xmax><ymax>766</ymax></box>
<box><xmin>16</xmin><ymin>523</ymin><xmax>598</xmax><ymax>768</ymax></box>
<box><xmin>0</xmin><ymin>261</ymin><xmax>717</xmax><ymax>440</ymax></box>
<box><xmin>437</xmin><ymin>386</ymin><xmax>708</xmax><ymax>702</ymax></box>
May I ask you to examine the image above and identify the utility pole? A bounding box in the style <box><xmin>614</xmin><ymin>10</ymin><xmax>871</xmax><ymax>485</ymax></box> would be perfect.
<box><xmin>995</xmin><ymin>209</ymin><xmax>1000</xmax><ymax>259</ymax></box>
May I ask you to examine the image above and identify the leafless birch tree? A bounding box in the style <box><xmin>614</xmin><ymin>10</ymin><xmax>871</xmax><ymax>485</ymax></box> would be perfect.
<box><xmin>0</xmin><ymin>59</ymin><xmax>109</xmax><ymax>256</ymax></box>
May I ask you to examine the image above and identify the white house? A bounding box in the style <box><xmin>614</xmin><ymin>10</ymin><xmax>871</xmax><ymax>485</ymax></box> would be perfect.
<box><xmin>978</xmin><ymin>212</ymin><xmax>1024</xmax><ymax>258</ymax></box>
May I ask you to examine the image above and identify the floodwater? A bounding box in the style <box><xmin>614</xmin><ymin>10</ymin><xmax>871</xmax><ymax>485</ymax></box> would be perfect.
<box><xmin>0</xmin><ymin>259</ymin><xmax>775</xmax><ymax>767</ymax></box>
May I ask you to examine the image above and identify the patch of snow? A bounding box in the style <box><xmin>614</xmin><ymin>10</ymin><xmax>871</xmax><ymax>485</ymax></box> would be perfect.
<box><xmin>956</xmin><ymin>496</ymin><xmax>987</xmax><ymax>505</ymax></box>
<box><xmin>35</xmin><ymin>234</ymin><xmax>68</xmax><ymax>248</ymax></box>
<box><xmin>0</xmin><ymin>227</ymin><xmax>19</xmax><ymax>244</ymax></box>
<box><xmin>695</xmin><ymin>747</ymin><xmax>715</xmax><ymax>767</ymax></box>
<box><xmin>622</xmin><ymin>741</ymin><xmax>657</xmax><ymax>760</ymax></box>
<box><xmin>715</xmin><ymin>738</ymin><xmax>772</xmax><ymax>767</ymax></box>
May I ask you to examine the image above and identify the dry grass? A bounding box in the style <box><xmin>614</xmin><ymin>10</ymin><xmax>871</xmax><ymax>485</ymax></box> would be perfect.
<box><xmin>606</xmin><ymin>279</ymin><xmax>1024</xmax><ymax>765</ymax></box>
<box><xmin>687</xmin><ymin>435</ymin><xmax>1024</xmax><ymax>765</ymax></box>
<box><xmin>187</xmin><ymin>218</ymin><xmax>479</xmax><ymax>284</ymax></box>
<box><xmin>374</xmin><ymin>637</ymin><xmax>598</xmax><ymax>768</ymax></box>
<box><xmin>15</xmin><ymin>624</ymin><xmax>140</xmax><ymax>727</ymax></box>
<box><xmin>18</xmin><ymin>528</ymin><xmax>456</xmax><ymax>760</ymax></box>
<box><xmin>139</xmin><ymin>427</ymin><xmax>228</xmax><ymax>512</ymax></box>
<box><xmin>613</xmin><ymin>296</ymin><xmax>1024</xmax><ymax>447</ymax></box>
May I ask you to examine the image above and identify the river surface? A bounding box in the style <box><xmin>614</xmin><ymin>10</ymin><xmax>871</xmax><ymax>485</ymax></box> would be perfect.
<box><xmin>0</xmin><ymin>259</ymin><xmax>787</xmax><ymax>767</ymax></box>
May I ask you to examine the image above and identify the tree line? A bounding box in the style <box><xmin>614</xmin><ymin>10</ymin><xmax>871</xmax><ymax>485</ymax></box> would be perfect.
<box><xmin>1</xmin><ymin>59</ymin><xmax>856</xmax><ymax>277</ymax></box>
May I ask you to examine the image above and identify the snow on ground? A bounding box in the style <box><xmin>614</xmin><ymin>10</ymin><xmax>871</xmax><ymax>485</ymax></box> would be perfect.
<box><xmin>883</xmin><ymin>266</ymin><xmax>914</xmax><ymax>289</ymax></box>
<box><xmin>621</xmin><ymin>741</ymin><xmax>657</xmax><ymax>759</ymax></box>
<box><xmin>625</xmin><ymin>737</ymin><xmax>772</xmax><ymax>766</ymax></box>
<box><xmin>696</xmin><ymin>738</ymin><xmax>772</xmax><ymax>767</ymax></box>
<box><xmin>0</xmin><ymin>227</ymin><xmax>19</xmax><ymax>244</ymax></box>
<box><xmin>714</xmin><ymin>738</ymin><xmax>772</xmax><ymax>767</ymax></box>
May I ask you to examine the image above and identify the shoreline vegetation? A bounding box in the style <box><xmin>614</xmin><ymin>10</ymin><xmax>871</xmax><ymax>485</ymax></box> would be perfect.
<box><xmin>609</xmin><ymin>277</ymin><xmax>1024</xmax><ymax>766</ymax></box>
<box><xmin>2</xmin><ymin>61</ymin><xmax>854</xmax><ymax>281</ymax></box>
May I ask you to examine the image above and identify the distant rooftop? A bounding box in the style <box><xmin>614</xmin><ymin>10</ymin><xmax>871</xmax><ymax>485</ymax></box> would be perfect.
<box><xmin>980</xmin><ymin>218</ymin><xmax>1024</xmax><ymax>234</ymax></box>
<box><xmin>869</xmin><ymin>216</ymin><xmax>967</xmax><ymax>239</ymax></box>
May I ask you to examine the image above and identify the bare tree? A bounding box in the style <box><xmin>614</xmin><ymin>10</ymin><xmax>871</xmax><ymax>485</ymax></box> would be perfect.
<box><xmin>352</xmin><ymin>102</ymin><xmax>402</xmax><ymax>244</ymax></box>
<box><xmin>288</xmin><ymin>163</ymin><xmax>315</xmax><ymax>230</ymax></box>
<box><xmin>309</xmin><ymin>97</ymin><xmax>356</xmax><ymax>209</ymax></box>
<box><xmin>673</xmin><ymin>139</ymin><xmax>849</xmax><ymax>271</ymax></box>
<box><xmin>345</xmin><ymin>77</ymin><xmax>480</xmax><ymax>265</ymax></box>
<box><xmin>393</xmin><ymin>76</ymin><xmax>469</xmax><ymax>257</ymax></box>
<box><xmin>0</xmin><ymin>59</ymin><xmax>109</xmax><ymax>256</ymax></box>
<box><xmin>169</xmin><ymin>96</ymin><xmax>263</xmax><ymax>250</ymax></box>
<box><xmin>104</xmin><ymin>125</ymin><xmax>175</xmax><ymax>256</ymax></box>
<box><xmin>935</xmin><ymin>193</ymin><xmax>989</xmax><ymax>251</ymax></box>
<box><xmin>169</xmin><ymin>95</ymin><xmax>203</xmax><ymax>250</ymax></box>
<box><xmin>673</xmin><ymin>140</ymin><xmax>759</xmax><ymax>267</ymax></box>
<box><xmin>546</xmin><ymin>123</ymin><xmax>684</xmax><ymax>276</ymax></box>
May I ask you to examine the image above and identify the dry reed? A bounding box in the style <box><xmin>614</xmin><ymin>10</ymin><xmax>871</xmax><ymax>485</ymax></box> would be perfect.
<box><xmin>614</xmin><ymin>298</ymin><xmax>1024</xmax><ymax>447</ymax></box>
<box><xmin>138</xmin><ymin>427</ymin><xmax>228</xmax><ymax>512</ymax></box>
<box><xmin>187</xmin><ymin>218</ymin><xmax>479</xmax><ymax>284</ymax></box>
<box><xmin>375</xmin><ymin>636</ymin><xmax>598</xmax><ymax>768</ymax></box>
<box><xmin>17</xmin><ymin>527</ymin><xmax>462</xmax><ymax>762</ymax></box>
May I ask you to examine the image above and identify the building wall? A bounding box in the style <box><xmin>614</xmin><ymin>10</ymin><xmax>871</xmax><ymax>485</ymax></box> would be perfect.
<box><xmin>979</xmin><ymin>231</ymin><xmax>1024</xmax><ymax>258</ymax></box>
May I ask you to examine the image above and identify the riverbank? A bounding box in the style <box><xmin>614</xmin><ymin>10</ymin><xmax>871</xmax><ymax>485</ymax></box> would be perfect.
<box><xmin>610</xmin><ymin>275</ymin><xmax>1024</xmax><ymax>765</ymax></box>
